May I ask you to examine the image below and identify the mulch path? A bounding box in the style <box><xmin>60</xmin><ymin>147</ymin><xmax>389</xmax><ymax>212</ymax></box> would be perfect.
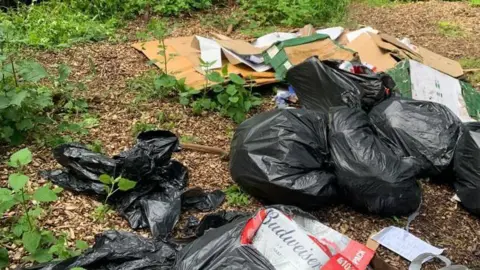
<box><xmin>2</xmin><ymin>1</ymin><xmax>480</xmax><ymax>269</ymax></box>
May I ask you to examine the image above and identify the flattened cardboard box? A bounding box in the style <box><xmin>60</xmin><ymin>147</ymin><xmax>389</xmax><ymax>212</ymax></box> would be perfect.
<box><xmin>132</xmin><ymin>36</ymin><xmax>277</xmax><ymax>90</ymax></box>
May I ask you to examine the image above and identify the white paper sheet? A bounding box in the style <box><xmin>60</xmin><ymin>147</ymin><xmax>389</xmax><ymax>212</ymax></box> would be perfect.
<box><xmin>196</xmin><ymin>36</ymin><xmax>222</xmax><ymax>70</ymax></box>
<box><xmin>372</xmin><ymin>226</ymin><xmax>444</xmax><ymax>262</ymax></box>
<box><xmin>252</xmin><ymin>32</ymin><xmax>298</xmax><ymax>48</ymax></box>
<box><xmin>222</xmin><ymin>48</ymin><xmax>272</xmax><ymax>72</ymax></box>
<box><xmin>316</xmin><ymin>26</ymin><xmax>344</xmax><ymax>40</ymax></box>
<box><xmin>410</xmin><ymin>60</ymin><xmax>473</xmax><ymax>122</ymax></box>
<box><xmin>346</xmin><ymin>27</ymin><xmax>379</xmax><ymax>42</ymax></box>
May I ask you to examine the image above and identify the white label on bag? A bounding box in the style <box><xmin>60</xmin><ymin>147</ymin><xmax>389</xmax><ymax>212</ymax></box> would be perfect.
<box><xmin>267</xmin><ymin>46</ymin><xmax>280</xmax><ymax>58</ymax></box>
<box><xmin>252</xmin><ymin>209</ymin><xmax>331</xmax><ymax>269</ymax></box>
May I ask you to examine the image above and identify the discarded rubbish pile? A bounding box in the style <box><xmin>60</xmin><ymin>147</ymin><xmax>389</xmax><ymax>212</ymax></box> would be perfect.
<box><xmin>176</xmin><ymin>205</ymin><xmax>375</xmax><ymax>270</ymax></box>
<box><xmin>369</xmin><ymin>98</ymin><xmax>462</xmax><ymax>178</ymax></box>
<box><xmin>229</xmin><ymin>109</ymin><xmax>337</xmax><ymax>208</ymax></box>
<box><xmin>329</xmin><ymin>106</ymin><xmax>421</xmax><ymax>216</ymax></box>
<box><xmin>42</xmin><ymin>130</ymin><xmax>225</xmax><ymax>239</ymax></box>
<box><xmin>286</xmin><ymin>57</ymin><xmax>394</xmax><ymax>113</ymax></box>
<box><xmin>454</xmin><ymin>122</ymin><xmax>480</xmax><ymax>216</ymax></box>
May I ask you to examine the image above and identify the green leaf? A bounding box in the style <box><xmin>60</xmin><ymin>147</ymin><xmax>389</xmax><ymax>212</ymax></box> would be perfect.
<box><xmin>58</xmin><ymin>64</ymin><xmax>71</xmax><ymax>83</ymax></box>
<box><xmin>0</xmin><ymin>188</ymin><xmax>13</xmax><ymax>202</ymax></box>
<box><xmin>28</xmin><ymin>207</ymin><xmax>43</xmax><ymax>218</ymax></box>
<box><xmin>98</xmin><ymin>174</ymin><xmax>112</xmax><ymax>185</ymax></box>
<box><xmin>16</xmin><ymin>119</ymin><xmax>34</xmax><ymax>131</ymax></box>
<box><xmin>23</xmin><ymin>230</ymin><xmax>41</xmax><ymax>254</ymax></box>
<box><xmin>71</xmin><ymin>267</ymin><xmax>87</xmax><ymax>270</ymax></box>
<box><xmin>212</xmin><ymin>84</ymin><xmax>224</xmax><ymax>93</ymax></box>
<box><xmin>201</xmin><ymin>98</ymin><xmax>212</xmax><ymax>110</ymax></box>
<box><xmin>207</xmin><ymin>72</ymin><xmax>224</xmax><ymax>83</ymax></box>
<box><xmin>217</xmin><ymin>93</ymin><xmax>229</xmax><ymax>105</ymax></box>
<box><xmin>179</xmin><ymin>97</ymin><xmax>190</xmax><ymax>105</ymax></box>
<box><xmin>8</xmin><ymin>173</ymin><xmax>29</xmax><ymax>191</ymax></box>
<box><xmin>12</xmin><ymin>222</ymin><xmax>28</xmax><ymax>237</ymax></box>
<box><xmin>75</xmin><ymin>240</ymin><xmax>89</xmax><ymax>250</ymax></box>
<box><xmin>8</xmin><ymin>148</ymin><xmax>32</xmax><ymax>167</ymax></box>
<box><xmin>9</xmin><ymin>91</ymin><xmax>28</xmax><ymax>107</ymax></box>
<box><xmin>30</xmin><ymin>248</ymin><xmax>53</xmax><ymax>263</ymax></box>
<box><xmin>228</xmin><ymin>96</ymin><xmax>239</xmax><ymax>103</ymax></box>
<box><xmin>0</xmin><ymin>199</ymin><xmax>17</xmax><ymax>215</ymax></box>
<box><xmin>0</xmin><ymin>248</ymin><xmax>8</xmax><ymax>269</ymax></box>
<box><xmin>251</xmin><ymin>99</ymin><xmax>263</xmax><ymax>106</ymax></box>
<box><xmin>41</xmin><ymin>231</ymin><xmax>56</xmax><ymax>245</ymax></box>
<box><xmin>226</xmin><ymin>85</ymin><xmax>238</xmax><ymax>96</ymax></box>
<box><xmin>33</xmin><ymin>187</ymin><xmax>58</xmax><ymax>202</ymax></box>
<box><xmin>118</xmin><ymin>178</ymin><xmax>137</xmax><ymax>191</ymax></box>
<box><xmin>0</xmin><ymin>96</ymin><xmax>10</xmax><ymax>109</ymax></box>
<box><xmin>188</xmin><ymin>89</ymin><xmax>201</xmax><ymax>95</ymax></box>
<box><xmin>233</xmin><ymin>111</ymin><xmax>246</xmax><ymax>124</ymax></box>
<box><xmin>18</xmin><ymin>61</ymin><xmax>48</xmax><ymax>83</ymax></box>
<box><xmin>221</xmin><ymin>64</ymin><xmax>229</xmax><ymax>76</ymax></box>
<box><xmin>229</xmin><ymin>73</ymin><xmax>245</xmax><ymax>85</ymax></box>
<box><xmin>244</xmin><ymin>100</ymin><xmax>252</xmax><ymax>111</ymax></box>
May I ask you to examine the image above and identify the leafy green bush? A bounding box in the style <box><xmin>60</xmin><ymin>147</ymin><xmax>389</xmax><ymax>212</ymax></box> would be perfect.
<box><xmin>224</xmin><ymin>184</ymin><xmax>251</xmax><ymax>206</ymax></box>
<box><xmin>0</xmin><ymin>148</ymin><xmax>89</xmax><ymax>264</ymax></box>
<box><xmin>239</xmin><ymin>0</ymin><xmax>350</xmax><ymax>27</ymax></box>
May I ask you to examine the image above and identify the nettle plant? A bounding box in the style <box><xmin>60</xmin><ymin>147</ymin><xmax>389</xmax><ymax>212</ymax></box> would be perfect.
<box><xmin>93</xmin><ymin>174</ymin><xmax>137</xmax><ymax>222</ymax></box>
<box><xmin>179</xmin><ymin>60</ymin><xmax>263</xmax><ymax>123</ymax></box>
<box><xmin>0</xmin><ymin>149</ymin><xmax>88</xmax><ymax>265</ymax></box>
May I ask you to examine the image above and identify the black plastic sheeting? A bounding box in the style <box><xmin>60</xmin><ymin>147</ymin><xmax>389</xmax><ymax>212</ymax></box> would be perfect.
<box><xmin>229</xmin><ymin>109</ymin><xmax>337</xmax><ymax>208</ymax></box>
<box><xmin>369</xmin><ymin>98</ymin><xmax>462</xmax><ymax>178</ymax></box>
<box><xmin>174</xmin><ymin>205</ymin><xmax>308</xmax><ymax>270</ymax></box>
<box><xmin>454</xmin><ymin>122</ymin><xmax>480</xmax><ymax>216</ymax></box>
<box><xmin>42</xmin><ymin>130</ymin><xmax>225</xmax><ymax>239</ymax></box>
<box><xmin>26</xmin><ymin>210</ymin><xmax>251</xmax><ymax>270</ymax></box>
<box><xmin>286</xmin><ymin>57</ymin><xmax>393</xmax><ymax>113</ymax></box>
<box><xmin>26</xmin><ymin>231</ymin><xmax>178</xmax><ymax>270</ymax></box>
<box><xmin>329</xmin><ymin>106</ymin><xmax>422</xmax><ymax>216</ymax></box>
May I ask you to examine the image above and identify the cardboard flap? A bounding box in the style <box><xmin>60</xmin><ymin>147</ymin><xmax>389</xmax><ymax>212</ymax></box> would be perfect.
<box><xmin>379</xmin><ymin>33</ymin><xmax>422</xmax><ymax>59</ymax></box>
<box><xmin>215</xmin><ymin>39</ymin><xmax>267</xmax><ymax>56</ymax></box>
<box><xmin>298</xmin><ymin>24</ymin><xmax>315</xmax><ymax>37</ymax></box>
<box><xmin>346</xmin><ymin>33</ymin><xmax>398</xmax><ymax>72</ymax></box>
<box><xmin>418</xmin><ymin>46</ymin><xmax>464</xmax><ymax>77</ymax></box>
<box><xmin>284</xmin><ymin>38</ymin><xmax>355</xmax><ymax>65</ymax></box>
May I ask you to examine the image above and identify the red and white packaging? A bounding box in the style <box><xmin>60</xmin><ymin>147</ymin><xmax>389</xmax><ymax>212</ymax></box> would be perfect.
<box><xmin>241</xmin><ymin>208</ymin><xmax>374</xmax><ymax>270</ymax></box>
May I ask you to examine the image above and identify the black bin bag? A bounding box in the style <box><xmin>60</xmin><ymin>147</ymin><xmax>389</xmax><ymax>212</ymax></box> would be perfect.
<box><xmin>369</xmin><ymin>98</ymin><xmax>462</xmax><ymax>178</ymax></box>
<box><xmin>229</xmin><ymin>109</ymin><xmax>337</xmax><ymax>208</ymax></box>
<box><xmin>285</xmin><ymin>57</ymin><xmax>393</xmax><ymax>113</ymax></box>
<box><xmin>329</xmin><ymin>106</ymin><xmax>421</xmax><ymax>216</ymax></box>
<box><xmin>454</xmin><ymin>122</ymin><xmax>480</xmax><ymax>216</ymax></box>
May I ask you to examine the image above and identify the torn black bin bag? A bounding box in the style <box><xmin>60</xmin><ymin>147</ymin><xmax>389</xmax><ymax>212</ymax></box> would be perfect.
<box><xmin>285</xmin><ymin>57</ymin><xmax>393</xmax><ymax>113</ymax></box>
<box><xmin>229</xmin><ymin>109</ymin><xmax>337</xmax><ymax>209</ymax></box>
<box><xmin>181</xmin><ymin>187</ymin><xmax>226</xmax><ymax>212</ymax></box>
<box><xmin>43</xmin><ymin>130</ymin><xmax>224</xmax><ymax>239</ymax></box>
<box><xmin>369</xmin><ymin>98</ymin><xmax>462</xmax><ymax>178</ymax></box>
<box><xmin>329</xmin><ymin>106</ymin><xmax>421</xmax><ymax>216</ymax></box>
<box><xmin>25</xmin><ymin>231</ymin><xmax>177</xmax><ymax>270</ymax></box>
<box><xmin>454</xmin><ymin>122</ymin><xmax>480</xmax><ymax>216</ymax></box>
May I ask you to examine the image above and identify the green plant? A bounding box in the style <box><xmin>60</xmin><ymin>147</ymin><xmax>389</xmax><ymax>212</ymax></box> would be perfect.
<box><xmin>239</xmin><ymin>0</ymin><xmax>349</xmax><ymax>27</ymax></box>
<box><xmin>224</xmin><ymin>184</ymin><xmax>251</xmax><ymax>206</ymax></box>
<box><xmin>94</xmin><ymin>174</ymin><xmax>136</xmax><ymax>222</ymax></box>
<box><xmin>0</xmin><ymin>148</ymin><xmax>87</xmax><ymax>263</ymax></box>
<box><xmin>178</xmin><ymin>61</ymin><xmax>262</xmax><ymax>123</ymax></box>
<box><xmin>87</xmin><ymin>140</ymin><xmax>104</xmax><ymax>153</ymax></box>
<box><xmin>128</xmin><ymin>70</ymin><xmax>178</xmax><ymax>102</ymax></box>
<box><xmin>132</xmin><ymin>121</ymin><xmax>157</xmax><ymax>136</ymax></box>
<box><xmin>471</xmin><ymin>0</ymin><xmax>480</xmax><ymax>6</ymax></box>
<box><xmin>437</xmin><ymin>21</ymin><xmax>464</xmax><ymax>37</ymax></box>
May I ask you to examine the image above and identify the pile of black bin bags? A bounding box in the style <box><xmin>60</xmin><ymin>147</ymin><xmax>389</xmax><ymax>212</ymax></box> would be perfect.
<box><xmin>231</xmin><ymin>56</ymin><xmax>479</xmax><ymax>218</ymax></box>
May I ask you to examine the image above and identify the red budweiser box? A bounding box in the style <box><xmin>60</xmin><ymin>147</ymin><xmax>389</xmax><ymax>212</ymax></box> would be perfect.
<box><xmin>240</xmin><ymin>208</ymin><xmax>375</xmax><ymax>270</ymax></box>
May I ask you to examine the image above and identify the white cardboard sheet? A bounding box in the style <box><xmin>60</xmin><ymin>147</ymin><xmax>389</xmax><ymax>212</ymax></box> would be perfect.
<box><xmin>410</xmin><ymin>60</ymin><xmax>473</xmax><ymax>122</ymax></box>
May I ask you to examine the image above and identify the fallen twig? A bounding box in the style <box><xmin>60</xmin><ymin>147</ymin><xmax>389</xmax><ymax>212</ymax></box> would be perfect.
<box><xmin>181</xmin><ymin>143</ymin><xmax>229</xmax><ymax>160</ymax></box>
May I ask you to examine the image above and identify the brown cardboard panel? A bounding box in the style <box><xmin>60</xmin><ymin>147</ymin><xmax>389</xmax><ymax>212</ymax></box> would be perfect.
<box><xmin>132</xmin><ymin>37</ymin><xmax>277</xmax><ymax>90</ymax></box>
<box><xmin>346</xmin><ymin>33</ymin><xmax>398</xmax><ymax>72</ymax></box>
<box><xmin>298</xmin><ymin>24</ymin><xmax>315</xmax><ymax>37</ymax></box>
<box><xmin>284</xmin><ymin>38</ymin><xmax>356</xmax><ymax>66</ymax></box>
<box><xmin>418</xmin><ymin>46</ymin><xmax>464</xmax><ymax>77</ymax></box>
